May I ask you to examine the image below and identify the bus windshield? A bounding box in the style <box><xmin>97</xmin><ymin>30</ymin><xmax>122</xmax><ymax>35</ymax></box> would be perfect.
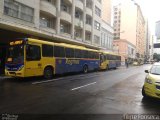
<box><xmin>6</xmin><ymin>45</ymin><xmax>24</xmax><ymax>64</ymax></box>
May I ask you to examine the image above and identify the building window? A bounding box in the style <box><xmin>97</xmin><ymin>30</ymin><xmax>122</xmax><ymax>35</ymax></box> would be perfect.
<box><xmin>61</xmin><ymin>0</ymin><xmax>71</xmax><ymax>14</ymax></box>
<box><xmin>94</xmin><ymin>21</ymin><xmax>100</xmax><ymax>30</ymax></box>
<box><xmin>86</xmin><ymin>0</ymin><xmax>92</xmax><ymax>9</ymax></box>
<box><xmin>86</xmin><ymin>15</ymin><xmax>92</xmax><ymax>25</ymax></box>
<box><xmin>75</xmin><ymin>10</ymin><xmax>82</xmax><ymax>20</ymax></box>
<box><xmin>94</xmin><ymin>35</ymin><xmax>100</xmax><ymax>44</ymax></box>
<box><xmin>95</xmin><ymin>6</ymin><xmax>101</xmax><ymax>17</ymax></box>
<box><xmin>97</xmin><ymin>0</ymin><xmax>101</xmax><ymax>3</ymax></box>
<box><xmin>114</xmin><ymin>8</ymin><xmax>118</xmax><ymax>11</ymax></box>
<box><xmin>44</xmin><ymin>0</ymin><xmax>56</xmax><ymax>5</ymax></box>
<box><xmin>60</xmin><ymin>22</ymin><xmax>71</xmax><ymax>34</ymax></box>
<box><xmin>75</xmin><ymin>28</ymin><xmax>82</xmax><ymax>39</ymax></box>
<box><xmin>40</xmin><ymin>15</ymin><xmax>54</xmax><ymax>28</ymax></box>
<box><xmin>85</xmin><ymin>32</ymin><xmax>91</xmax><ymax>41</ymax></box>
<box><xmin>4</xmin><ymin>0</ymin><xmax>34</xmax><ymax>22</ymax></box>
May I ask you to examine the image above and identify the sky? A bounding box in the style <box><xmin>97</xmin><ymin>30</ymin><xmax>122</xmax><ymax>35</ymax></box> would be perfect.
<box><xmin>112</xmin><ymin>0</ymin><xmax>160</xmax><ymax>35</ymax></box>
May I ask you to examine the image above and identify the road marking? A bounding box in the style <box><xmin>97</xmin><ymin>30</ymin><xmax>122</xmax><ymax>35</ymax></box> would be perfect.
<box><xmin>32</xmin><ymin>74</ymin><xmax>101</xmax><ymax>85</ymax></box>
<box><xmin>32</xmin><ymin>78</ymin><xmax>64</xmax><ymax>85</ymax></box>
<box><xmin>71</xmin><ymin>82</ymin><xmax>97</xmax><ymax>91</ymax></box>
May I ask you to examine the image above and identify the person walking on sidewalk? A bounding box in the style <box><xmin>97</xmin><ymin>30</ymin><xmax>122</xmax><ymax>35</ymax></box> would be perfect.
<box><xmin>125</xmin><ymin>59</ymin><xmax>129</xmax><ymax>68</ymax></box>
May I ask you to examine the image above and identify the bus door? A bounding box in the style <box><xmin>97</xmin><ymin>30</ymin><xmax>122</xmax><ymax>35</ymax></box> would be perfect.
<box><xmin>25</xmin><ymin>44</ymin><xmax>43</xmax><ymax>77</ymax></box>
<box><xmin>100</xmin><ymin>54</ymin><xmax>104</xmax><ymax>65</ymax></box>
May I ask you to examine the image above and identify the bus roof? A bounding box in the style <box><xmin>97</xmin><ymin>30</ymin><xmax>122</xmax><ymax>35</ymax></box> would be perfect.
<box><xmin>27</xmin><ymin>38</ymin><xmax>99</xmax><ymax>52</ymax></box>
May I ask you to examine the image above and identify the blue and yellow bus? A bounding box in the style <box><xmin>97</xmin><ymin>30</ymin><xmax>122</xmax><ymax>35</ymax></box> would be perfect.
<box><xmin>100</xmin><ymin>51</ymin><xmax>121</xmax><ymax>70</ymax></box>
<box><xmin>5</xmin><ymin>38</ymin><xmax>100</xmax><ymax>79</ymax></box>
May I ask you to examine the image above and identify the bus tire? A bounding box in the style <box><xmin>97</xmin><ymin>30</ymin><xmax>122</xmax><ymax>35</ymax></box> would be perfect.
<box><xmin>44</xmin><ymin>67</ymin><xmax>53</xmax><ymax>79</ymax></box>
<box><xmin>83</xmin><ymin>65</ymin><xmax>88</xmax><ymax>73</ymax></box>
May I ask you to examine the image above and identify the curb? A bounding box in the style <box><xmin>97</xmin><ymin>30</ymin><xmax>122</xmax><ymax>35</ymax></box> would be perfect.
<box><xmin>0</xmin><ymin>75</ymin><xmax>11</xmax><ymax>80</ymax></box>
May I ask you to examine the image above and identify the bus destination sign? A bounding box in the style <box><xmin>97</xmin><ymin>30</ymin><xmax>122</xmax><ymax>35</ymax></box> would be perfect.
<box><xmin>10</xmin><ymin>40</ymin><xmax>23</xmax><ymax>46</ymax></box>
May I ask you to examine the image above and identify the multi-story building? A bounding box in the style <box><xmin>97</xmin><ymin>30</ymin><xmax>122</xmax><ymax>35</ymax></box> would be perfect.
<box><xmin>113</xmin><ymin>39</ymin><xmax>136</xmax><ymax>65</ymax></box>
<box><xmin>0</xmin><ymin>0</ymin><xmax>103</xmax><ymax>47</ymax></box>
<box><xmin>101</xmin><ymin>0</ymin><xmax>113</xmax><ymax>52</ymax></box>
<box><xmin>102</xmin><ymin>0</ymin><xmax>111</xmax><ymax>25</ymax></box>
<box><xmin>101</xmin><ymin>20</ymin><xmax>113</xmax><ymax>52</ymax></box>
<box><xmin>155</xmin><ymin>21</ymin><xmax>160</xmax><ymax>41</ymax></box>
<box><xmin>113</xmin><ymin>1</ymin><xmax>145</xmax><ymax>63</ymax></box>
<box><xmin>144</xmin><ymin>19</ymin><xmax>151</xmax><ymax>61</ymax></box>
<box><xmin>154</xmin><ymin>21</ymin><xmax>160</xmax><ymax>55</ymax></box>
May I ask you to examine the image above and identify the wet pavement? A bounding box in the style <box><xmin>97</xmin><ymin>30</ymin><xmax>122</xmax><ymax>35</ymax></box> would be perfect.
<box><xmin>0</xmin><ymin>64</ymin><xmax>160</xmax><ymax>119</ymax></box>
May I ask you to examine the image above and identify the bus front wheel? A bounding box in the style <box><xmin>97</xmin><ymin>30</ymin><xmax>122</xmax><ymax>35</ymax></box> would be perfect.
<box><xmin>83</xmin><ymin>65</ymin><xmax>88</xmax><ymax>73</ymax></box>
<box><xmin>44</xmin><ymin>67</ymin><xmax>53</xmax><ymax>79</ymax></box>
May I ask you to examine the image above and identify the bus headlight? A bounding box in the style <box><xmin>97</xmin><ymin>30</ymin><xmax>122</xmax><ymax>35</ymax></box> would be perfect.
<box><xmin>18</xmin><ymin>65</ymin><xmax>24</xmax><ymax>71</ymax></box>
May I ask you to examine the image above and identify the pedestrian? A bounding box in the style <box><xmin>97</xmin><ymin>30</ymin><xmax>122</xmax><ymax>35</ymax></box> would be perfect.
<box><xmin>125</xmin><ymin>59</ymin><xmax>128</xmax><ymax>68</ymax></box>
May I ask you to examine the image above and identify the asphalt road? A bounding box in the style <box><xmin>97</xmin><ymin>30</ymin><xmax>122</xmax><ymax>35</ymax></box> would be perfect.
<box><xmin>0</xmin><ymin>64</ymin><xmax>160</xmax><ymax>120</ymax></box>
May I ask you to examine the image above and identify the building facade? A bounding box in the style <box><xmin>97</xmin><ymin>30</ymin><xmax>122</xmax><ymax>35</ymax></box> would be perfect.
<box><xmin>101</xmin><ymin>20</ymin><xmax>113</xmax><ymax>52</ymax></box>
<box><xmin>101</xmin><ymin>0</ymin><xmax>113</xmax><ymax>52</ymax></box>
<box><xmin>0</xmin><ymin>0</ymin><xmax>104</xmax><ymax>48</ymax></box>
<box><xmin>102</xmin><ymin>0</ymin><xmax>111</xmax><ymax>25</ymax></box>
<box><xmin>155</xmin><ymin>21</ymin><xmax>160</xmax><ymax>41</ymax></box>
<box><xmin>113</xmin><ymin>1</ymin><xmax>145</xmax><ymax>62</ymax></box>
<box><xmin>144</xmin><ymin>19</ymin><xmax>151</xmax><ymax>61</ymax></box>
<box><xmin>113</xmin><ymin>39</ymin><xmax>136</xmax><ymax>65</ymax></box>
<box><xmin>154</xmin><ymin>21</ymin><xmax>160</xmax><ymax>55</ymax></box>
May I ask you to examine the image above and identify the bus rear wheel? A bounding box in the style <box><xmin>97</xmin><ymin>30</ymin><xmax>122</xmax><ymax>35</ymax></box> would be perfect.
<box><xmin>44</xmin><ymin>67</ymin><xmax>53</xmax><ymax>79</ymax></box>
<box><xmin>83</xmin><ymin>65</ymin><xmax>88</xmax><ymax>73</ymax></box>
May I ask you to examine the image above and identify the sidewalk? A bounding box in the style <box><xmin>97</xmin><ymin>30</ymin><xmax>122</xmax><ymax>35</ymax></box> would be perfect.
<box><xmin>0</xmin><ymin>75</ymin><xmax>11</xmax><ymax>80</ymax></box>
<box><xmin>118</xmin><ymin>65</ymin><xmax>134</xmax><ymax>69</ymax></box>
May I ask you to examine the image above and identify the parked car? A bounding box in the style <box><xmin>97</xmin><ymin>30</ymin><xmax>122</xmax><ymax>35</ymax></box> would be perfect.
<box><xmin>133</xmin><ymin>61</ymin><xmax>139</xmax><ymax>66</ymax></box>
<box><xmin>142</xmin><ymin>62</ymin><xmax>160</xmax><ymax>99</ymax></box>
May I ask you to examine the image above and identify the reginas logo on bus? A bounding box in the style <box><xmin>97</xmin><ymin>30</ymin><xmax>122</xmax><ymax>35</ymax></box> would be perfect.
<box><xmin>66</xmin><ymin>59</ymin><xmax>80</xmax><ymax>65</ymax></box>
<box><xmin>10</xmin><ymin>40</ymin><xmax>23</xmax><ymax>45</ymax></box>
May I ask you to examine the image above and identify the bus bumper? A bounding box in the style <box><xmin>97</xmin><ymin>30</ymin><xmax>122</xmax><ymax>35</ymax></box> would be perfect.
<box><xmin>5</xmin><ymin>70</ymin><xmax>24</xmax><ymax>77</ymax></box>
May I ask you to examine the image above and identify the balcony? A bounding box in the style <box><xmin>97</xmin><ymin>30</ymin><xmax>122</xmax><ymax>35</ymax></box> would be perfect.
<box><xmin>60</xmin><ymin>32</ymin><xmax>72</xmax><ymax>39</ymax></box>
<box><xmin>60</xmin><ymin>11</ymin><xmax>72</xmax><ymax>23</ymax></box>
<box><xmin>67</xmin><ymin>0</ymin><xmax>72</xmax><ymax>4</ymax></box>
<box><xmin>75</xmin><ymin>0</ymin><xmax>84</xmax><ymax>10</ymax></box>
<box><xmin>74</xmin><ymin>18</ymin><xmax>83</xmax><ymax>28</ymax></box>
<box><xmin>86</xmin><ymin>7</ymin><xmax>92</xmax><ymax>16</ymax></box>
<box><xmin>40</xmin><ymin>0</ymin><xmax>56</xmax><ymax>17</ymax></box>
<box><xmin>85</xmin><ymin>24</ymin><xmax>92</xmax><ymax>32</ymax></box>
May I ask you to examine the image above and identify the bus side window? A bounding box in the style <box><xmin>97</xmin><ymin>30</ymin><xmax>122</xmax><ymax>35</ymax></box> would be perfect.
<box><xmin>81</xmin><ymin>50</ymin><xmax>85</xmax><ymax>58</ymax></box>
<box><xmin>88</xmin><ymin>51</ymin><xmax>93</xmax><ymax>59</ymax></box>
<box><xmin>26</xmin><ymin>45</ymin><xmax>41</xmax><ymax>61</ymax></box>
<box><xmin>84</xmin><ymin>50</ymin><xmax>88</xmax><ymax>59</ymax></box>
<box><xmin>42</xmin><ymin>44</ymin><xmax>53</xmax><ymax>57</ymax></box>
<box><xmin>65</xmin><ymin>48</ymin><xmax>75</xmax><ymax>58</ymax></box>
<box><xmin>54</xmin><ymin>46</ymin><xmax>65</xmax><ymax>57</ymax></box>
<box><xmin>75</xmin><ymin>49</ymin><xmax>81</xmax><ymax>58</ymax></box>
